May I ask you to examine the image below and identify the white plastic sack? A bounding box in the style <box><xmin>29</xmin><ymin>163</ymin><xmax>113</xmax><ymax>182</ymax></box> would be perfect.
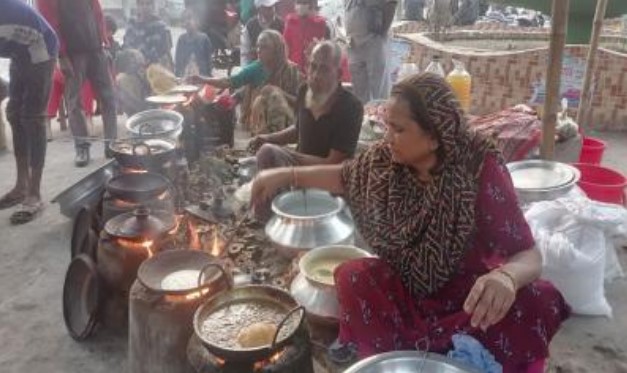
<box><xmin>525</xmin><ymin>198</ymin><xmax>622</xmax><ymax>317</ymax></box>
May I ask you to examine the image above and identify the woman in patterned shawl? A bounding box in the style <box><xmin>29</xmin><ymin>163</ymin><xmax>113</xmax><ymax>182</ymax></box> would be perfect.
<box><xmin>251</xmin><ymin>73</ymin><xmax>569</xmax><ymax>372</ymax></box>
<box><xmin>189</xmin><ymin>30</ymin><xmax>302</xmax><ymax>134</ymax></box>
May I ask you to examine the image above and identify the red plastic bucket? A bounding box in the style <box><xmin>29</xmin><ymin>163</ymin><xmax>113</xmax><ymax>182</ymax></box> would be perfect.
<box><xmin>578</xmin><ymin>137</ymin><xmax>606</xmax><ymax>164</ymax></box>
<box><xmin>572</xmin><ymin>163</ymin><xmax>627</xmax><ymax>205</ymax></box>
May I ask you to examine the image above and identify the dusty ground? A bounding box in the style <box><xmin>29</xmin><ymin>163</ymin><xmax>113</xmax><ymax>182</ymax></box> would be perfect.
<box><xmin>0</xmin><ymin>113</ymin><xmax>626</xmax><ymax>373</ymax></box>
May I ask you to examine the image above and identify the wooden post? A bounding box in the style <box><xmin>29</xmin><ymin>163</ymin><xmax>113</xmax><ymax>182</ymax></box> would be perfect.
<box><xmin>540</xmin><ymin>0</ymin><xmax>570</xmax><ymax>160</ymax></box>
<box><xmin>576</xmin><ymin>0</ymin><xmax>609</xmax><ymax>131</ymax></box>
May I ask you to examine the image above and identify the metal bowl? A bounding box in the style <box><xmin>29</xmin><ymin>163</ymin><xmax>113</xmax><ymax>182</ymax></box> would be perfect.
<box><xmin>291</xmin><ymin>245</ymin><xmax>373</xmax><ymax>323</ymax></box>
<box><xmin>507</xmin><ymin>160</ymin><xmax>581</xmax><ymax>204</ymax></box>
<box><xmin>52</xmin><ymin>160</ymin><xmax>116</xmax><ymax>218</ymax></box>
<box><xmin>344</xmin><ymin>351</ymin><xmax>480</xmax><ymax>373</ymax></box>
<box><xmin>265</xmin><ymin>189</ymin><xmax>355</xmax><ymax>252</ymax></box>
<box><xmin>125</xmin><ymin>109</ymin><xmax>184</xmax><ymax>140</ymax></box>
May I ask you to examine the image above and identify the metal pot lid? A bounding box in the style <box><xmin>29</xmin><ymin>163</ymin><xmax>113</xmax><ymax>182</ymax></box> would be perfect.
<box><xmin>106</xmin><ymin>172</ymin><xmax>170</xmax><ymax>201</ymax></box>
<box><xmin>126</xmin><ymin>109</ymin><xmax>183</xmax><ymax>137</ymax></box>
<box><xmin>137</xmin><ymin>250</ymin><xmax>227</xmax><ymax>294</ymax></box>
<box><xmin>109</xmin><ymin>138</ymin><xmax>176</xmax><ymax>156</ymax></box>
<box><xmin>63</xmin><ymin>254</ymin><xmax>100</xmax><ymax>341</ymax></box>
<box><xmin>507</xmin><ymin>160</ymin><xmax>581</xmax><ymax>191</ymax></box>
<box><xmin>104</xmin><ymin>207</ymin><xmax>175</xmax><ymax>239</ymax></box>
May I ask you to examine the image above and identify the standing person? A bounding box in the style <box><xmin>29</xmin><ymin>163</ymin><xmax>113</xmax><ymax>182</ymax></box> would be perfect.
<box><xmin>283</xmin><ymin>0</ymin><xmax>330</xmax><ymax>73</ymax></box>
<box><xmin>38</xmin><ymin>0</ymin><xmax>119</xmax><ymax>167</ymax></box>
<box><xmin>345</xmin><ymin>0</ymin><xmax>398</xmax><ymax>103</ymax></box>
<box><xmin>124</xmin><ymin>0</ymin><xmax>174</xmax><ymax>69</ymax></box>
<box><xmin>241</xmin><ymin>0</ymin><xmax>284</xmax><ymax>66</ymax></box>
<box><xmin>175</xmin><ymin>10</ymin><xmax>213</xmax><ymax>77</ymax></box>
<box><xmin>0</xmin><ymin>0</ymin><xmax>57</xmax><ymax>224</ymax></box>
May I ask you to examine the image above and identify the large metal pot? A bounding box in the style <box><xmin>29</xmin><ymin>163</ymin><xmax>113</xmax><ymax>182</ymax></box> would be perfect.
<box><xmin>344</xmin><ymin>351</ymin><xmax>480</xmax><ymax>373</ymax></box>
<box><xmin>193</xmin><ymin>285</ymin><xmax>305</xmax><ymax>362</ymax></box>
<box><xmin>109</xmin><ymin>138</ymin><xmax>176</xmax><ymax>170</ymax></box>
<box><xmin>126</xmin><ymin>109</ymin><xmax>183</xmax><ymax>141</ymax></box>
<box><xmin>265</xmin><ymin>189</ymin><xmax>355</xmax><ymax>253</ymax></box>
<box><xmin>507</xmin><ymin>160</ymin><xmax>581</xmax><ymax>204</ymax></box>
<box><xmin>291</xmin><ymin>245</ymin><xmax>372</xmax><ymax>323</ymax></box>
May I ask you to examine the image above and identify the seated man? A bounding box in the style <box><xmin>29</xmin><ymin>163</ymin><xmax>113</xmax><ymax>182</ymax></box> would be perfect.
<box><xmin>249</xmin><ymin>40</ymin><xmax>363</xmax><ymax>171</ymax></box>
<box><xmin>115</xmin><ymin>49</ymin><xmax>152</xmax><ymax>117</ymax></box>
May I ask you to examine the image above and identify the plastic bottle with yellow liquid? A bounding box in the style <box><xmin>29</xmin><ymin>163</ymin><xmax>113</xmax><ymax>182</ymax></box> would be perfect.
<box><xmin>446</xmin><ymin>59</ymin><xmax>472</xmax><ymax>113</ymax></box>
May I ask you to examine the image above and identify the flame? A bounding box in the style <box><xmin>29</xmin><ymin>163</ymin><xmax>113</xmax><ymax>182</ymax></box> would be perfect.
<box><xmin>122</xmin><ymin>167</ymin><xmax>148</xmax><ymax>174</ymax></box>
<box><xmin>141</xmin><ymin>240</ymin><xmax>154</xmax><ymax>258</ymax></box>
<box><xmin>253</xmin><ymin>349</ymin><xmax>285</xmax><ymax>370</ymax></box>
<box><xmin>188</xmin><ymin>220</ymin><xmax>201</xmax><ymax>250</ymax></box>
<box><xmin>168</xmin><ymin>214</ymin><xmax>184</xmax><ymax>235</ymax></box>
<box><xmin>184</xmin><ymin>288</ymin><xmax>209</xmax><ymax>300</ymax></box>
<box><xmin>210</xmin><ymin>230</ymin><xmax>223</xmax><ymax>257</ymax></box>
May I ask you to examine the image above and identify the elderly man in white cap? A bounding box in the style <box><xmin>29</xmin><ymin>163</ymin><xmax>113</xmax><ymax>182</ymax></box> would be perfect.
<box><xmin>241</xmin><ymin>0</ymin><xmax>285</xmax><ymax>66</ymax></box>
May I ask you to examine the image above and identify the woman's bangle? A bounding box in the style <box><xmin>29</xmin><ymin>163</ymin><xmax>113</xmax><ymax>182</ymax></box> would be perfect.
<box><xmin>495</xmin><ymin>268</ymin><xmax>518</xmax><ymax>291</ymax></box>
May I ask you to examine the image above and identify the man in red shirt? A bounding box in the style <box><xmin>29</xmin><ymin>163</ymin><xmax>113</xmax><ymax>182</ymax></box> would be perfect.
<box><xmin>282</xmin><ymin>0</ymin><xmax>330</xmax><ymax>73</ymax></box>
<box><xmin>38</xmin><ymin>0</ymin><xmax>118</xmax><ymax>167</ymax></box>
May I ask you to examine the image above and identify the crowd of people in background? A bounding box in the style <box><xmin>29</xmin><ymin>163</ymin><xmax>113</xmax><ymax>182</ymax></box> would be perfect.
<box><xmin>0</xmin><ymin>0</ymin><xmax>398</xmax><ymax>224</ymax></box>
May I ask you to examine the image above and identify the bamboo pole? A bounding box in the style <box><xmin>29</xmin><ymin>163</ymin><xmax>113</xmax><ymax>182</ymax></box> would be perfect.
<box><xmin>576</xmin><ymin>0</ymin><xmax>609</xmax><ymax>131</ymax></box>
<box><xmin>540</xmin><ymin>0</ymin><xmax>570</xmax><ymax>160</ymax></box>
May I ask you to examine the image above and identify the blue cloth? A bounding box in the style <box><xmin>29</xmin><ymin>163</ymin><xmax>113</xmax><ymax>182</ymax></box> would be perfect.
<box><xmin>447</xmin><ymin>334</ymin><xmax>503</xmax><ymax>373</ymax></box>
<box><xmin>0</xmin><ymin>0</ymin><xmax>58</xmax><ymax>63</ymax></box>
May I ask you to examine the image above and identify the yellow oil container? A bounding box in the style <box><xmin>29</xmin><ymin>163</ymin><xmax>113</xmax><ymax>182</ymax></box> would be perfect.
<box><xmin>446</xmin><ymin>59</ymin><xmax>472</xmax><ymax>113</ymax></box>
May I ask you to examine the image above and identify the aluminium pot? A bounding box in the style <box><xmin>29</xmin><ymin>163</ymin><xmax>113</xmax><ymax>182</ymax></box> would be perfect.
<box><xmin>193</xmin><ymin>285</ymin><xmax>305</xmax><ymax>362</ymax></box>
<box><xmin>265</xmin><ymin>189</ymin><xmax>355</xmax><ymax>253</ymax></box>
<box><xmin>126</xmin><ymin>109</ymin><xmax>183</xmax><ymax>141</ymax></box>
<box><xmin>290</xmin><ymin>245</ymin><xmax>373</xmax><ymax>323</ymax></box>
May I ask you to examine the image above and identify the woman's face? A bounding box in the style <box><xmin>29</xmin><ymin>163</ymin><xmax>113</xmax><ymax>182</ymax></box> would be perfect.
<box><xmin>256</xmin><ymin>37</ymin><xmax>275</xmax><ymax>68</ymax></box>
<box><xmin>384</xmin><ymin>96</ymin><xmax>439</xmax><ymax>166</ymax></box>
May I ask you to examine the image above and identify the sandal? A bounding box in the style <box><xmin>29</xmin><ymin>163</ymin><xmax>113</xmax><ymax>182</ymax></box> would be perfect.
<box><xmin>10</xmin><ymin>202</ymin><xmax>44</xmax><ymax>225</ymax></box>
<box><xmin>0</xmin><ymin>192</ymin><xmax>25</xmax><ymax>210</ymax></box>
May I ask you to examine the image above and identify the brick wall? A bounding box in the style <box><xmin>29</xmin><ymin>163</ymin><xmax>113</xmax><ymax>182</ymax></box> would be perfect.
<box><xmin>396</xmin><ymin>29</ymin><xmax>627</xmax><ymax>131</ymax></box>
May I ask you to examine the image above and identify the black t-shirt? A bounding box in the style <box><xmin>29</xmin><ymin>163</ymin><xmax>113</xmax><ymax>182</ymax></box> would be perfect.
<box><xmin>296</xmin><ymin>85</ymin><xmax>363</xmax><ymax>158</ymax></box>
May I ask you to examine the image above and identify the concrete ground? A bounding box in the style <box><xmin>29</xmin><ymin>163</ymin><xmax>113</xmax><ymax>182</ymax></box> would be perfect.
<box><xmin>0</xmin><ymin>114</ymin><xmax>626</xmax><ymax>372</ymax></box>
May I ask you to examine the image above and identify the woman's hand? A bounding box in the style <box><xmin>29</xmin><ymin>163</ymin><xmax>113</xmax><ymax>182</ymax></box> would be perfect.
<box><xmin>186</xmin><ymin>74</ymin><xmax>208</xmax><ymax>85</ymax></box>
<box><xmin>463</xmin><ymin>269</ymin><xmax>517</xmax><ymax>331</ymax></box>
<box><xmin>247</xmin><ymin>134</ymin><xmax>268</xmax><ymax>154</ymax></box>
<box><xmin>250</xmin><ymin>169</ymin><xmax>291</xmax><ymax>212</ymax></box>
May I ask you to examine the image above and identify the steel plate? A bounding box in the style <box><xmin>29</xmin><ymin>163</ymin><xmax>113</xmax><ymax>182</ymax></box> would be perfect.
<box><xmin>146</xmin><ymin>94</ymin><xmax>187</xmax><ymax>105</ymax></box>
